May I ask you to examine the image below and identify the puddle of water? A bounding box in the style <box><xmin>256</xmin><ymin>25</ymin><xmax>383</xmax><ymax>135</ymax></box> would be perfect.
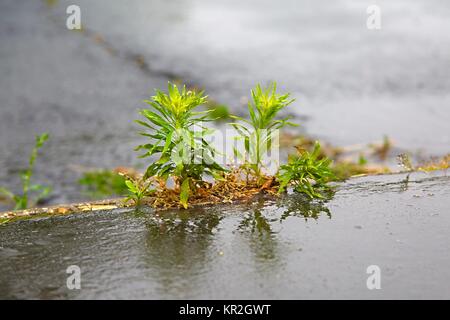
<box><xmin>1</xmin><ymin>171</ymin><xmax>449</xmax><ymax>299</ymax></box>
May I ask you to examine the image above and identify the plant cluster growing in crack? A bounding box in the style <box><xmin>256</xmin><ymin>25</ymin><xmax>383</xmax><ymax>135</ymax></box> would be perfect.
<box><xmin>130</xmin><ymin>82</ymin><xmax>335</xmax><ymax>208</ymax></box>
<box><xmin>0</xmin><ymin>82</ymin><xmax>337</xmax><ymax>212</ymax></box>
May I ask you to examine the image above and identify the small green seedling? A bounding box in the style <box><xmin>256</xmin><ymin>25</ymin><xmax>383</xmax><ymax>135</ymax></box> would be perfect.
<box><xmin>230</xmin><ymin>82</ymin><xmax>296</xmax><ymax>184</ymax></box>
<box><xmin>277</xmin><ymin>142</ymin><xmax>334</xmax><ymax>198</ymax></box>
<box><xmin>0</xmin><ymin>133</ymin><xmax>51</xmax><ymax>210</ymax></box>
<box><xmin>135</xmin><ymin>82</ymin><xmax>226</xmax><ymax>208</ymax></box>
<box><xmin>123</xmin><ymin>176</ymin><xmax>155</xmax><ymax>206</ymax></box>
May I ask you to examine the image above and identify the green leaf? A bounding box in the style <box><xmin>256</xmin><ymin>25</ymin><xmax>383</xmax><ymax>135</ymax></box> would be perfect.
<box><xmin>141</xmin><ymin>109</ymin><xmax>172</xmax><ymax>131</ymax></box>
<box><xmin>125</xmin><ymin>180</ymin><xmax>138</xmax><ymax>194</ymax></box>
<box><xmin>135</xmin><ymin>119</ymin><xmax>156</xmax><ymax>131</ymax></box>
<box><xmin>162</xmin><ymin>130</ymin><xmax>174</xmax><ymax>154</ymax></box>
<box><xmin>36</xmin><ymin>133</ymin><xmax>49</xmax><ymax>149</ymax></box>
<box><xmin>180</xmin><ymin>178</ymin><xmax>190</xmax><ymax>209</ymax></box>
<box><xmin>14</xmin><ymin>196</ymin><xmax>27</xmax><ymax>210</ymax></box>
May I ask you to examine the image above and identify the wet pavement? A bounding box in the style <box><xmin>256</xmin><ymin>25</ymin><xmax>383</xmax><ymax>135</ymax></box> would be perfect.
<box><xmin>1</xmin><ymin>171</ymin><xmax>449</xmax><ymax>299</ymax></box>
<box><xmin>0</xmin><ymin>1</ymin><xmax>449</xmax><ymax>299</ymax></box>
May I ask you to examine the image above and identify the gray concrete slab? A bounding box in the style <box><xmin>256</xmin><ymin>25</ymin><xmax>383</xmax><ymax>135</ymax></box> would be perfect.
<box><xmin>0</xmin><ymin>171</ymin><xmax>449</xmax><ymax>299</ymax></box>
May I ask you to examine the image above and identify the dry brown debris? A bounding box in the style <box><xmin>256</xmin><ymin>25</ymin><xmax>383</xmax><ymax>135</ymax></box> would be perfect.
<box><xmin>142</xmin><ymin>169</ymin><xmax>279</xmax><ymax>209</ymax></box>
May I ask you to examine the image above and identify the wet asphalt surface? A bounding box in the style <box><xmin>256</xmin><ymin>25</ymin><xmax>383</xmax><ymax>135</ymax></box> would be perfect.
<box><xmin>1</xmin><ymin>171</ymin><xmax>449</xmax><ymax>299</ymax></box>
<box><xmin>0</xmin><ymin>0</ymin><xmax>449</xmax><ymax>299</ymax></box>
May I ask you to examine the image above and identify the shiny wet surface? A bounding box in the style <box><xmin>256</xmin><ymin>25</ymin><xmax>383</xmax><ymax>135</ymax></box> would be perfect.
<box><xmin>1</xmin><ymin>0</ymin><xmax>450</xmax><ymax>299</ymax></box>
<box><xmin>1</xmin><ymin>171</ymin><xmax>449</xmax><ymax>299</ymax></box>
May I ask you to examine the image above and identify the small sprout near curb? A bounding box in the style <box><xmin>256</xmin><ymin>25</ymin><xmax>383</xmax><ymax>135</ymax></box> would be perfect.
<box><xmin>0</xmin><ymin>133</ymin><xmax>51</xmax><ymax>210</ymax></box>
<box><xmin>277</xmin><ymin>142</ymin><xmax>335</xmax><ymax>198</ymax></box>
<box><xmin>123</xmin><ymin>175</ymin><xmax>155</xmax><ymax>206</ymax></box>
